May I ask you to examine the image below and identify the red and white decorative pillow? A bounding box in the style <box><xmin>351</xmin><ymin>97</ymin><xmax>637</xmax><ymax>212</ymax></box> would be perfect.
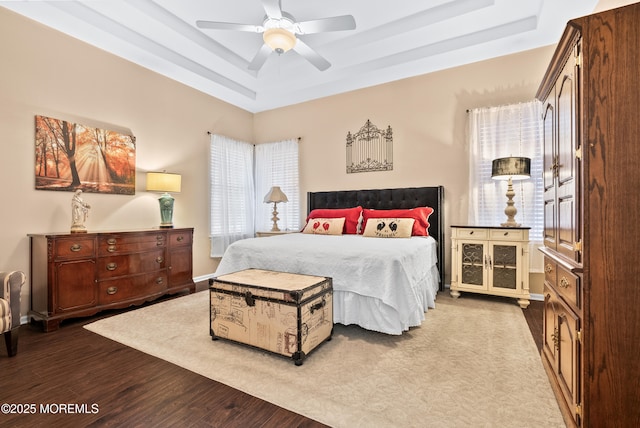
<box><xmin>302</xmin><ymin>217</ymin><xmax>346</xmax><ymax>235</ymax></box>
<box><xmin>305</xmin><ymin>206</ymin><xmax>362</xmax><ymax>234</ymax></box>
<box><xmin>362</xmin><ymin>218</ymin><xmax>415</xmax><ymax>238</ymax></box>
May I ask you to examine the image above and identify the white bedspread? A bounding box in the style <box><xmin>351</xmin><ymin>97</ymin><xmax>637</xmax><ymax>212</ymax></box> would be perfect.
<box><xmin>214</xmin><ymin>233</ymin><xmax>439</xmax><ymax>335</ymax></box>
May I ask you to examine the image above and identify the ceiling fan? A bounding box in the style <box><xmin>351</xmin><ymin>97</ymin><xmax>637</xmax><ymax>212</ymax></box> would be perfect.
<box><xmin>196</xmin><ymin>0</ymin><xmax>356</xmax><ymax>71</ymax></box>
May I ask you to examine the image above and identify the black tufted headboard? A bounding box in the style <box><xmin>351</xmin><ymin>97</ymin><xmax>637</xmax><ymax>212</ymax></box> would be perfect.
<box><xmin>308</xmin><ymin>186</ymin><xmax>444</xmax><ymax>290</ymax></box>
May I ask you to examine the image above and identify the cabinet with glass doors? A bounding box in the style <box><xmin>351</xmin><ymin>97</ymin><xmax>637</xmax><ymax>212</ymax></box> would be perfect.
<box><xmin>450</xmin><ymin>226</ymin><xmax>530</xmax><ymax>308</ymax></box>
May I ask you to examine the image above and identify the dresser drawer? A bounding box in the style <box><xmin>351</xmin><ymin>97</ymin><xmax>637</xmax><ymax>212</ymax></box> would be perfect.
<box><xmin>168</xmin><ymin>230</ymin><xmax>192</xmax><ymax>247</ymax></box>
<box><xmin>54</xmin><ymin>237</ymin><xmax>96</xmax><ymax>260</ymax></box>
<box><xmin>452</xmin><ymin>228</ymin><xmax>488</xmax><ymax>239</ymax></box>
<box><xmin>544</xmin><ymin>256</ymin><xmax>581</xmax><ymax>311</ymax></box>
<box><xmin>556</xmin><ymin>263</ymin><xmax>581</xmax><ymax>311</ymax></box>
<box><xmin>489</xmin><ymin>228</ymin><xmax>527</xmax><ymax>241</ymax></box>
<box><xmin>98</xmin><ymin>232</ymin><xmax>166</xmax><ymax>255</ymax></box>
<box><xmin>98</xmin><ymin>272</ymin><xmax>168</xmax><ymax>305</ymax></box>
<box><xmin>97</xmin><ymin>248</ymin><xmax>166</xmax><ymax>279</ymax></box>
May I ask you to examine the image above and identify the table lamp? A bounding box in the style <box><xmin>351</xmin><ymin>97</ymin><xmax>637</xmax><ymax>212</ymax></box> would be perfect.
<box><xmin>147</xmin><ymin>171</ymin><xmax>182</xmax><ymax>228</ymax></box>
<box><xmin>491</xmin><ymin>156</ymin><xmax>531</xmax><ymax>227</ymax></box>
<box><xmin>264</xmin><ymin>186</ymin><xmax>288</xmax><ymax>232</ymax></box>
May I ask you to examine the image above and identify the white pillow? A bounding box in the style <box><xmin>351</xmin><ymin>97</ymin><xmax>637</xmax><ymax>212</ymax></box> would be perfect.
<box><xmin>362</xmin><ymin>218</ymin><xmax>415</xmax><ymax>238</ymax></box>
<box><xmin>302</xmin><ymin>217</ymin><xmax>346</xmax><ymax>235</ymax></box>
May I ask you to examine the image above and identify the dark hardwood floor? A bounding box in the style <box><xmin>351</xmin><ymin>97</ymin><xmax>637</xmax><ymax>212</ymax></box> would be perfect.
<box><xmin>0</xmin><ymin>285</ymin><xmax>543</xmax><ymax>427</ymax></box>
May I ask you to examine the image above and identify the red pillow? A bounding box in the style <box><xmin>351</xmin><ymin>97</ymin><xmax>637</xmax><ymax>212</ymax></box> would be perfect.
<box><xmin>306</xmin><ymin>206</ymin><xmax>362</xmax><ymax>234</ymax></box>
<box><xmin>362</xmin><ymin>207</ymin><xmax>434</xmax><ymax>236</ymax></box>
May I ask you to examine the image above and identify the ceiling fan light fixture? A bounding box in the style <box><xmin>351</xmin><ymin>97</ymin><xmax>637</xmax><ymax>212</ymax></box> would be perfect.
<box><xmin>263</xmin><ymin>27</ymin><xmax>296</xmax><ymax>54</ymax></box>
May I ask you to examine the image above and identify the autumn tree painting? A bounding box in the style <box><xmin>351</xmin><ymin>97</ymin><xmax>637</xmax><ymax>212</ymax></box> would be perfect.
<box><xmin>35</xmin><ymin>115</ymin><xmax>136</xmax><ymax>194</ymax></box>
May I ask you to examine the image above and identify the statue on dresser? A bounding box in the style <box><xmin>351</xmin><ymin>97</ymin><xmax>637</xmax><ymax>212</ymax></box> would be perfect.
<box><xmin>71</xmin><ymin>190</ymin><xmax>91</xmax><ymax>233</ymax></box>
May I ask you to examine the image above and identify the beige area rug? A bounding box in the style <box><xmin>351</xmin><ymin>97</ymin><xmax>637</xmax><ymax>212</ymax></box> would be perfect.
<box><xmin>84</xmin><ymin>291</ymin><xmax>564</xmax><ymax>428</ymax></box>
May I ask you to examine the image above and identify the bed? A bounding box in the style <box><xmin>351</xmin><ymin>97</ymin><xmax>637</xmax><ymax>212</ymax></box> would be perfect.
<box><xmin>214</xmin><ymin>186</ymin><xmax>444</xmax><ymax>335</ymax></box>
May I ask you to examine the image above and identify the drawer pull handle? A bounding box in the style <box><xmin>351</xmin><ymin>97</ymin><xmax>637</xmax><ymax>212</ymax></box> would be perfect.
<box><xmin>545</xmin><ymin>264</ymin><xmax>553</xmax><ymax>274</ymax></box>
<box><xmin>106</xmin><ymin>263</ymin><xmax>118</xmax><ymax>271</ymax></box>
<box><xmin>156</xmin><ymin>277</ymin><xmax>164</xmax><ymax>284</ymax></box>
<box><xmin>551</xmin><ymin>327</ymin><xmax>559</xmax><ymax>350</ymax></box>
<box><xmin>244</xmin><ymin>291</ymin><xmax>255</xmax><ymax>307</ymax></box>
<box><xmin>156</xmin><ymin>257</ymin><xmax>164</xmax><ymax>264</ymax></box>
<box><xmin>177</xmin><ymin>236</ymin><xmax>184</xmax><ymax>242</ymax></box>
<box><xmin>107</xmin><ymin>238</ymin><xmax>116</xmax><ymax>245</ymax></box>
<box><xmin>106</xmin><ymin>286</ymin><xmax>118</xmax><ymax>295</ymax></box>
<box><xmin>559</xmin><ymin>276</ymin><xmax>570</xmax><ymax>288</ymax></box>
<box><xmin>469</xmin><ymin>230</ymin><xmax>474</xmax><ymax>235</ymax></box>
<box><xmin>504</xmin><ymin>232</ymin><xmax>509</xmax><ymax>236</ymax></box>
<box><xmin>107</xmin><ymin>245</ymin><xmax>116</xmax><ymax>253</ymax></box>
<box><xmin>70</xmin><ymin>244</ymin><xmax>82</xmax><ymax>252</ymax></box>
<box><xmin>310</xmin><ymin>297</ymin><xmax>326</xmax><ymax>314</ymax></box>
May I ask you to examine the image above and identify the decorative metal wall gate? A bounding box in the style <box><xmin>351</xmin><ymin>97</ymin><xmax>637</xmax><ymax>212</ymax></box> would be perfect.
<box><xmin>346</xmin><ymin>119</ymin><xmax>393</xmax><ymax>173</ymax></box>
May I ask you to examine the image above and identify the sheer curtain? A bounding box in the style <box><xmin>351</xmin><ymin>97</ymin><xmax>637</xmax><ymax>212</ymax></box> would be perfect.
<box><xmin>209</xmin><ymin>134</ymin><xmax>255</xmax><ymax>257</ymax></box>
<box><xmin>254</xmin><ymin>139</ymin><xmax>300</xmax><ymax>232</ymax></box>
<box><xmin>467</xmin><ymin>100</ymin><xmax>544</xmax><ymax>271</ymax></box>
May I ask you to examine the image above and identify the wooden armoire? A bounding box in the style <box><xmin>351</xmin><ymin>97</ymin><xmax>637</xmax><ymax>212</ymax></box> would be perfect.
<box><xmin>536</xmin><ymin>3</ymin><xmax>640</xmax><ymax>427</ymax></box>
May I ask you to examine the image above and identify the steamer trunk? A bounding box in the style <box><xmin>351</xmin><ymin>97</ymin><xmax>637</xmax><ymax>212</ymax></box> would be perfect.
<box><xmin>209</xmin><ymin>269</ymin><xmax>333</xmax><ymax>365</ymax></box>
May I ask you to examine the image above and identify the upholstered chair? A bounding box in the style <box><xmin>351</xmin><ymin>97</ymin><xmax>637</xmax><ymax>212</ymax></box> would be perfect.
<box><xmin>1</xmin><ymin>271</ymin><xmax>26</xmax><ymax>357</ymax></box>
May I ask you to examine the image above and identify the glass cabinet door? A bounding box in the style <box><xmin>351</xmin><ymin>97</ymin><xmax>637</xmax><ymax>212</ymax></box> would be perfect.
<box><xmin>460</xmin><ymin>242</ymin><xmax>486</xmax><ymax>288</ymax></box>
<box><xmin>490</xmin><ymin>243</ymin><xmax>518</xmax><ymax>290</ymax></box>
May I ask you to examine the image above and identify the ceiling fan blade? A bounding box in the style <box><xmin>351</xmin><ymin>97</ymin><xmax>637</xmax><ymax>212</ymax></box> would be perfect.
<box><xmin>248</xmin><ymin>44</ymin><xmax>273</xmax><ymax>71</ymax></box>
<box><xmin>296</xmin><ymin>15</ymin><xmax>356</xmax><ymax>34</ymax></box>
<box><xmin>293</xmin><ymin>39</ymin><xmax>331</xmax><ymax>71</ymax></box>
<box><xmin>196</xmin><ymin>20</ymin><xmax>262</xmax><ymax>33</ymax></box>
<box><xmin>261</xmin><ymin>0</ymin><xmax>282</xmax><ymax>19</ymax></box>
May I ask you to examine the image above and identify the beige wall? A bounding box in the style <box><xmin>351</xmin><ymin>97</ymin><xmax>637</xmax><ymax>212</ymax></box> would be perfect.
<box><xmin>0</xmin><ymin>8</ymin><xmax>253</xmax><ymax>317</ymax></box>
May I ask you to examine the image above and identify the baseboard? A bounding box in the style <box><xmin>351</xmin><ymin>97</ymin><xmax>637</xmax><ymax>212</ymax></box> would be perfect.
<box><xmin>194</xmin><ymin>273</ymin><xmax>216</xmax><ymax>283</ymax></box>
<box><xmin>529</xmin><ymin>293</ymin><xmax>544</xmax><ymax>301</ymax></box>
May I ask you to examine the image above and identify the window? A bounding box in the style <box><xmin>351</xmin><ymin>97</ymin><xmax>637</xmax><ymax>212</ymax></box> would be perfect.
<box><xmin>467</xmin><ymin>101</ymin><xmax>544</xmax><ymax>269</ymax></box>
<box><xmin>254</xmin><ymin>139</ymin><xmax>300</xmax><ymax>233</ymax></box>
<box><xmin>209</xmin><ymin>135</ymin><xmax>299</xmax><ymax>257</ymax></box>
<box><xmin>210</xmin><ymin>135</ymin><xmax>255</xmax><ymax>257</ymax></box>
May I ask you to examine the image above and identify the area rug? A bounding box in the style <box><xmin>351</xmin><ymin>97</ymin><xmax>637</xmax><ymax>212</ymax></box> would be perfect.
<box><xmin>84</xmin><ymin>291</ymin><xmax>564</xmax><ymax>428</ymax></box>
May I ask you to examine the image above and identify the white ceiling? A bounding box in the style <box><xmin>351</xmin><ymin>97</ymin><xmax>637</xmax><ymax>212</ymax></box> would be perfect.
<box><xmin>2</xmin><ymin>0</ymin><xmax>600</xmax><ymax>113</ymax></box>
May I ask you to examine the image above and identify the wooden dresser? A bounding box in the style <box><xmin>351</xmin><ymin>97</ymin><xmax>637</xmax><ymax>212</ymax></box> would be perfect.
<box><xmin>536</xmin><ymin>4</ymin><xmax>640</xmax><ymax>426</ymax></box>
<box><xmin>29</xmin><ymin>228</ymin><xmax>196</xmax><ymax>331</ymax></box>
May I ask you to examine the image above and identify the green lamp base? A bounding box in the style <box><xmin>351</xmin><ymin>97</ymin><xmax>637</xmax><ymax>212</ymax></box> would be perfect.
<box><xmin>158</xmin><ymin>192</ymin><xmax>175</xmax><ymax>228</ymax></box>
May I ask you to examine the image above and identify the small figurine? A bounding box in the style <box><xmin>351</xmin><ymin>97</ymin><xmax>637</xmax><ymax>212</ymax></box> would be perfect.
<box><xmin>71</xmin><ymin>189</ymin><xmax>91</xmax><ymax>233</ymax></box>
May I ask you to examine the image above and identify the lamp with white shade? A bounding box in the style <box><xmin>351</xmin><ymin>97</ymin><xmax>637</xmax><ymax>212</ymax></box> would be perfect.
<box><xmin>264</xmin><ymin>186</ymin><xmax>288</xmax><ymax>232</ymax></box>
<box><xmin>491</xmin><ymin>156</ymin><xmax>531</xmax><ymax>227</ymax></box>
<box><xmin>146</xmin><ymin>171</ymin><xmax>181</xmax><ymax>228</ymax></box>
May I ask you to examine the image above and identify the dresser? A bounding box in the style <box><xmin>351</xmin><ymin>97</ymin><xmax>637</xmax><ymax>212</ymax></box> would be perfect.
<box><xmin>29</xmin><ymin>228</ymin><xmax>196</xmax><ymax>331</ymax></box>
<box><xmin>536</xmin><ymin>4</ymin><xmax>640</xmax><ymax>426</ymax></box>
<box><xmin>450</xmin><ymin>226</ymin><xmax>530</xmax><ymax>308</ymax></box>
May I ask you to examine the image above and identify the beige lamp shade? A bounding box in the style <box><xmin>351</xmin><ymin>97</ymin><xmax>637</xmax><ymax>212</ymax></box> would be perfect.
<box><xmin>264</xmin><ymin>186</ymin><xmax>288</xmax><ymax>203</ymax></box>
<box><xmin>146</xmin><ymin>172</ymin><xmax>182</xmax><ymax>193</ymax></box>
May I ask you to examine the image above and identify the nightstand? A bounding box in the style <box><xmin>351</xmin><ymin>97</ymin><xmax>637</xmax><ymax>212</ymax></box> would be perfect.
<box><xmin>255</xmin><ymin>230</ymin><xmax>296</xmax><ymax>237</ymax></box>
<box><xmin>450</xmin><ymin>225</ymin><xmax>530</xmax><ymax>308</ymax></box>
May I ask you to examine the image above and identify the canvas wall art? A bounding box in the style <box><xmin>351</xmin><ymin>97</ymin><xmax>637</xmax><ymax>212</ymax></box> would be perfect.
<box><xmin>35</xmin><ymin>115</ymin><xmax>136</xmax><ymax>194</ymax></box>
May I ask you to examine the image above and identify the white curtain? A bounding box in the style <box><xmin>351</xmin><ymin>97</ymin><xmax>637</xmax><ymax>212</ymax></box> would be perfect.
<box><xmin>210</xmin><ymin>134</ymin><xmax>255</xmax><ymax>257</ymax></box>
<box><xmin>467</xmin><ymin>100</ymin><xmax>544</xmax><ymax>271</ymax></box>
<box><xmin>254</xmin><ymin>139</ymin><xmax>300</xmax><ymax>232</ymax></box>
